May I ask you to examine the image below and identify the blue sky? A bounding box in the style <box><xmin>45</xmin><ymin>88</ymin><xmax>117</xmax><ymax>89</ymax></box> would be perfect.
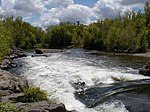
<box><xmin>0</xmin><ymin>0</ymin><xmax>149</xmax><ymax>28</ymax></box>
<box><xmin>74</xmin><ymin>0</ymin><xmax>97</xmax><ymax>7</ymax></box>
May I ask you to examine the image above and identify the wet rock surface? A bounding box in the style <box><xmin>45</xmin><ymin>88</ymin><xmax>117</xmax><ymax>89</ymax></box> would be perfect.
<box><xmin>139</xmin><ymin>62</ymin><xmax>150</xmax><ymax>76</ymax></box>
<box><xmin>74</xmin><ymin>79</ymin><xmax>150</xmax><ymax>112</ymax></box>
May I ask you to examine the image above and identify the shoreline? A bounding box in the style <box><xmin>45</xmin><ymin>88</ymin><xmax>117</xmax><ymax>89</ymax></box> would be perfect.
<box><xmin>96</xmin><ymin>50</ymin><xmax>150</xmax><ymax>58</ymax></box>
<box><xmin>130</xmin><ymin>51</ymin><xmax>150</xmax><ymax>58</ymax></box>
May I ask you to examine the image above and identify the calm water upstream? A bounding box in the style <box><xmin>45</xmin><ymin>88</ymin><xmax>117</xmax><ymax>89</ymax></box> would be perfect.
<box><xmin>11</xmin><ymin>49</ymin><xmax>150</xmax><ymax>112</ymax></box>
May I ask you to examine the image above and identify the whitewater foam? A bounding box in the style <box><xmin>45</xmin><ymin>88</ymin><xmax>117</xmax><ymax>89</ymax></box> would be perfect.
<box><xmin>14</xmin><ymin>50</ymin><xmax>149</xmax><ymax>112</ymax></box>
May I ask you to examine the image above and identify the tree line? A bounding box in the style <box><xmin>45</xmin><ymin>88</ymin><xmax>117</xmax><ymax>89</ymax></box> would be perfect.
<box><xmin>0</xmin><ymin>2</ymin><xmax>150</xmax><ymax>61</ymax></box>
<box><xmin>42</xmin><ymin>2</ymin><xmax>150</xmax><ymax>52</ymax></box>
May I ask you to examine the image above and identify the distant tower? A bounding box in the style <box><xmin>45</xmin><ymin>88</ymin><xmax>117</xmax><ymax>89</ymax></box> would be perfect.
<box><xmin>0</xmin><ymin>0</ymin><xmax>1</xmax><ymax>6</ymax></box>
<box><xmin>77</xmin><ymin>21</ymin><xmax>80</xmax><ymax>26</ymax></box>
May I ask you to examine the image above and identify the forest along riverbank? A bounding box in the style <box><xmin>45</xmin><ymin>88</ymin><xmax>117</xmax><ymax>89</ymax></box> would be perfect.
<box><xmin>0</xmin><ymin>49</ymin><xmax>71</xmax><ymax>112</ymax></box>
<box><xmin>9</xmin><ymin>49</ymin><xmax>150</xmax><ymax>112</ymax></box>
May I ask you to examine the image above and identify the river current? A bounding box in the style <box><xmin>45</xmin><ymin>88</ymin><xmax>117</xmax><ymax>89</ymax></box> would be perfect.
<box><xmin>11</xmin><ymin>49</ymin><xmax>150</xmax><ymax>112</ymax></box>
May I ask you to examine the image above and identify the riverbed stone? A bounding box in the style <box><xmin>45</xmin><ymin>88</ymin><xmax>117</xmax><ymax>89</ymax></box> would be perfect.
<box><xmin>139</xmin><ymin>62</ymin><xmax>150</xmax><ymax>76</ymax></box>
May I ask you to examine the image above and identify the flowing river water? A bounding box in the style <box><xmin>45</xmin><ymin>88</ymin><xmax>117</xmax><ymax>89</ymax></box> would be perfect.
<box><xmin>10</xmin><ymin>49</ymin><xmax>150</xmax><ymax>112</ymax></box>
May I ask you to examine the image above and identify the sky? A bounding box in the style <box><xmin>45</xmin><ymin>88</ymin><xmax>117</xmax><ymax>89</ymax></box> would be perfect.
<box><xmin>0</xmin><ymin>0</ymin><xmax>149</xmax><ymax>29</ymax></box>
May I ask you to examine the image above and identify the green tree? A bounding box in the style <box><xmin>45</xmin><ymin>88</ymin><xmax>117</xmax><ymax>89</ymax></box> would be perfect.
<box><xmin>0</xmin><ymin>22</ymin><xmax>12</xmax><ymax>61</ymax></box>
<box><xmin>145</xmin><ymin>2</ymin><xmax>150</xmax><ymax>47</ymax></box>
<box><xmin>46</xmin><ymin>23</ymin><xmax>73</xmax><ymax>48</ymax></box>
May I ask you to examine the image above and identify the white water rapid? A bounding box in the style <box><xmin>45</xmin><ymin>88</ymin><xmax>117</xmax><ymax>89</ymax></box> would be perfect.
<box><xmin>14</xmin><ymin>49</ymin><xmax>149</xmax><ymax>112</ymax></box>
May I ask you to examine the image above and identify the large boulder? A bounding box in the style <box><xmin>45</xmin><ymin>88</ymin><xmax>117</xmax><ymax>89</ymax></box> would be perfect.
<box><xmin>27</xmin><ymin>102</ymin><xmax>67</xmax><ymax>112</ymax></box>
<box><xmin>139</xmin><ymin>62</ymin><xmax>150</xmax><ymax>76</ymax></box>
<box><xmin>0</xmin><ymin>69</ymin><xmax>29</xmax><ymax>96</ymax></box>
<box><xmin>15</xmin><ymin>101</ymin><xmax>68</xmax><ymax>112</ymax></box>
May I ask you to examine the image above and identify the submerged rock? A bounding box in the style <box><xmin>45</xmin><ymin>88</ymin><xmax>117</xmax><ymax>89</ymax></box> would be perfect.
<box><xmin>31</xmin><ymin>54</ymin><xmax>47</xmax><ymax>57</ymax></box>
<box><xmin>139</xmin><ymin>62</ymin><xmax>150</xmax><ymax>76</ymax></box>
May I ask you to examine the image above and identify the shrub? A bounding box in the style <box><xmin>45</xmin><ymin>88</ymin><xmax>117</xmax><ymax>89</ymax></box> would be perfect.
<box><xmin>0</xmin><ymin>102</ymin><xmax>18</xmax><ymax>112</ymax></box>
<box><xmin>20</xmin><ymin>87</ymin><xmax>48</xmax><ymax>103</ymax></box>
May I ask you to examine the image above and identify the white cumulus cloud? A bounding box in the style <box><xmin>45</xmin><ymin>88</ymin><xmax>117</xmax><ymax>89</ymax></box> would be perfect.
<box><xmin>1</xmin><ymin>0</ymin><xmax>45</xmax><ymax>18</ymax></box>
<box><xmin>0</xmin><ymin>0</ymin><xmax>149</xmax><ymax>28</ymax></box>
<box><xmin>93</xmin><ymin>0</ymin><xmax>149</xmax><ymax>19</ymax></box>
<box><xmin>35</xmin><ymin>4</ymin><xmax>95</xmax><ymax>28</ymax></box>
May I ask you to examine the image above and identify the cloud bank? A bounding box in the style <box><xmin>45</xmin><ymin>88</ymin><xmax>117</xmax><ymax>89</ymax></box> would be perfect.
<box><xmin>0</xmin><ymin>0</ymin><xmax>149</xmax><ymax>28</ymax></box>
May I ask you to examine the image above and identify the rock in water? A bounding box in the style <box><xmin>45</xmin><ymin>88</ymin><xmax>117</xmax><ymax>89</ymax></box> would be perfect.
<box><xmin>139</xmin><ymin>62</ymin><xmax>150</xmax><ymax>76</ymax></box>
<box><xmin>35</xmin><ymin>49</ymin><xmax>43</xmax><ymax>54</ymax></box>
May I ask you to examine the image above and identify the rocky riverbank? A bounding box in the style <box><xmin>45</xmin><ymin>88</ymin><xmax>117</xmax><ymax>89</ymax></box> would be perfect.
<box><xmin>0</xmin><ymin>49</ymin><xmax>73</xmax><ymax>112</ymax></box>
<box><xmin>0</xmin><ymin>48</ymin><xmax>26</xmax><ymax>70</ymax></box>
<box><xmin>0</xmin><ymin>69</ymin><xmax>70</xmax><ymax>112</ymax></box>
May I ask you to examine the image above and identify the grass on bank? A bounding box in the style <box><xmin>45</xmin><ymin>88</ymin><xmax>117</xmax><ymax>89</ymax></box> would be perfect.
<box><xmin>19</xmin><ymin>87</ymin><xmax>48</xmax><ymax>103</ymax></box>
<box><xmin>0</xmin><ymin>102</ymin><xmax>21</xmax><ymax>112</ymax></box>
<box><xmin>111</xmin><ymin>76</ymin><xmax>130</xmax><ymax>82</ymax></box>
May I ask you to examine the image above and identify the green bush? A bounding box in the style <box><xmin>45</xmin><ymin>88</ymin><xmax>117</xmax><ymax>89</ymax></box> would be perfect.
<box><xmin>0</xmin><ymin>102</ymin><xmax>18</xmax><ymax>112</ymax></box>
<box><xmin>20</xmin><ymin>87</ymin><xmax>48</xmax><ymax>103</ymax></box>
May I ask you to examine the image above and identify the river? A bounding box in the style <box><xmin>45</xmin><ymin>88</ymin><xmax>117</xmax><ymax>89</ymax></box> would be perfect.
<box><xmin>10</xmin><ymin>49</ymin><xmax>150</xmax><ymax>112</ymax></box>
